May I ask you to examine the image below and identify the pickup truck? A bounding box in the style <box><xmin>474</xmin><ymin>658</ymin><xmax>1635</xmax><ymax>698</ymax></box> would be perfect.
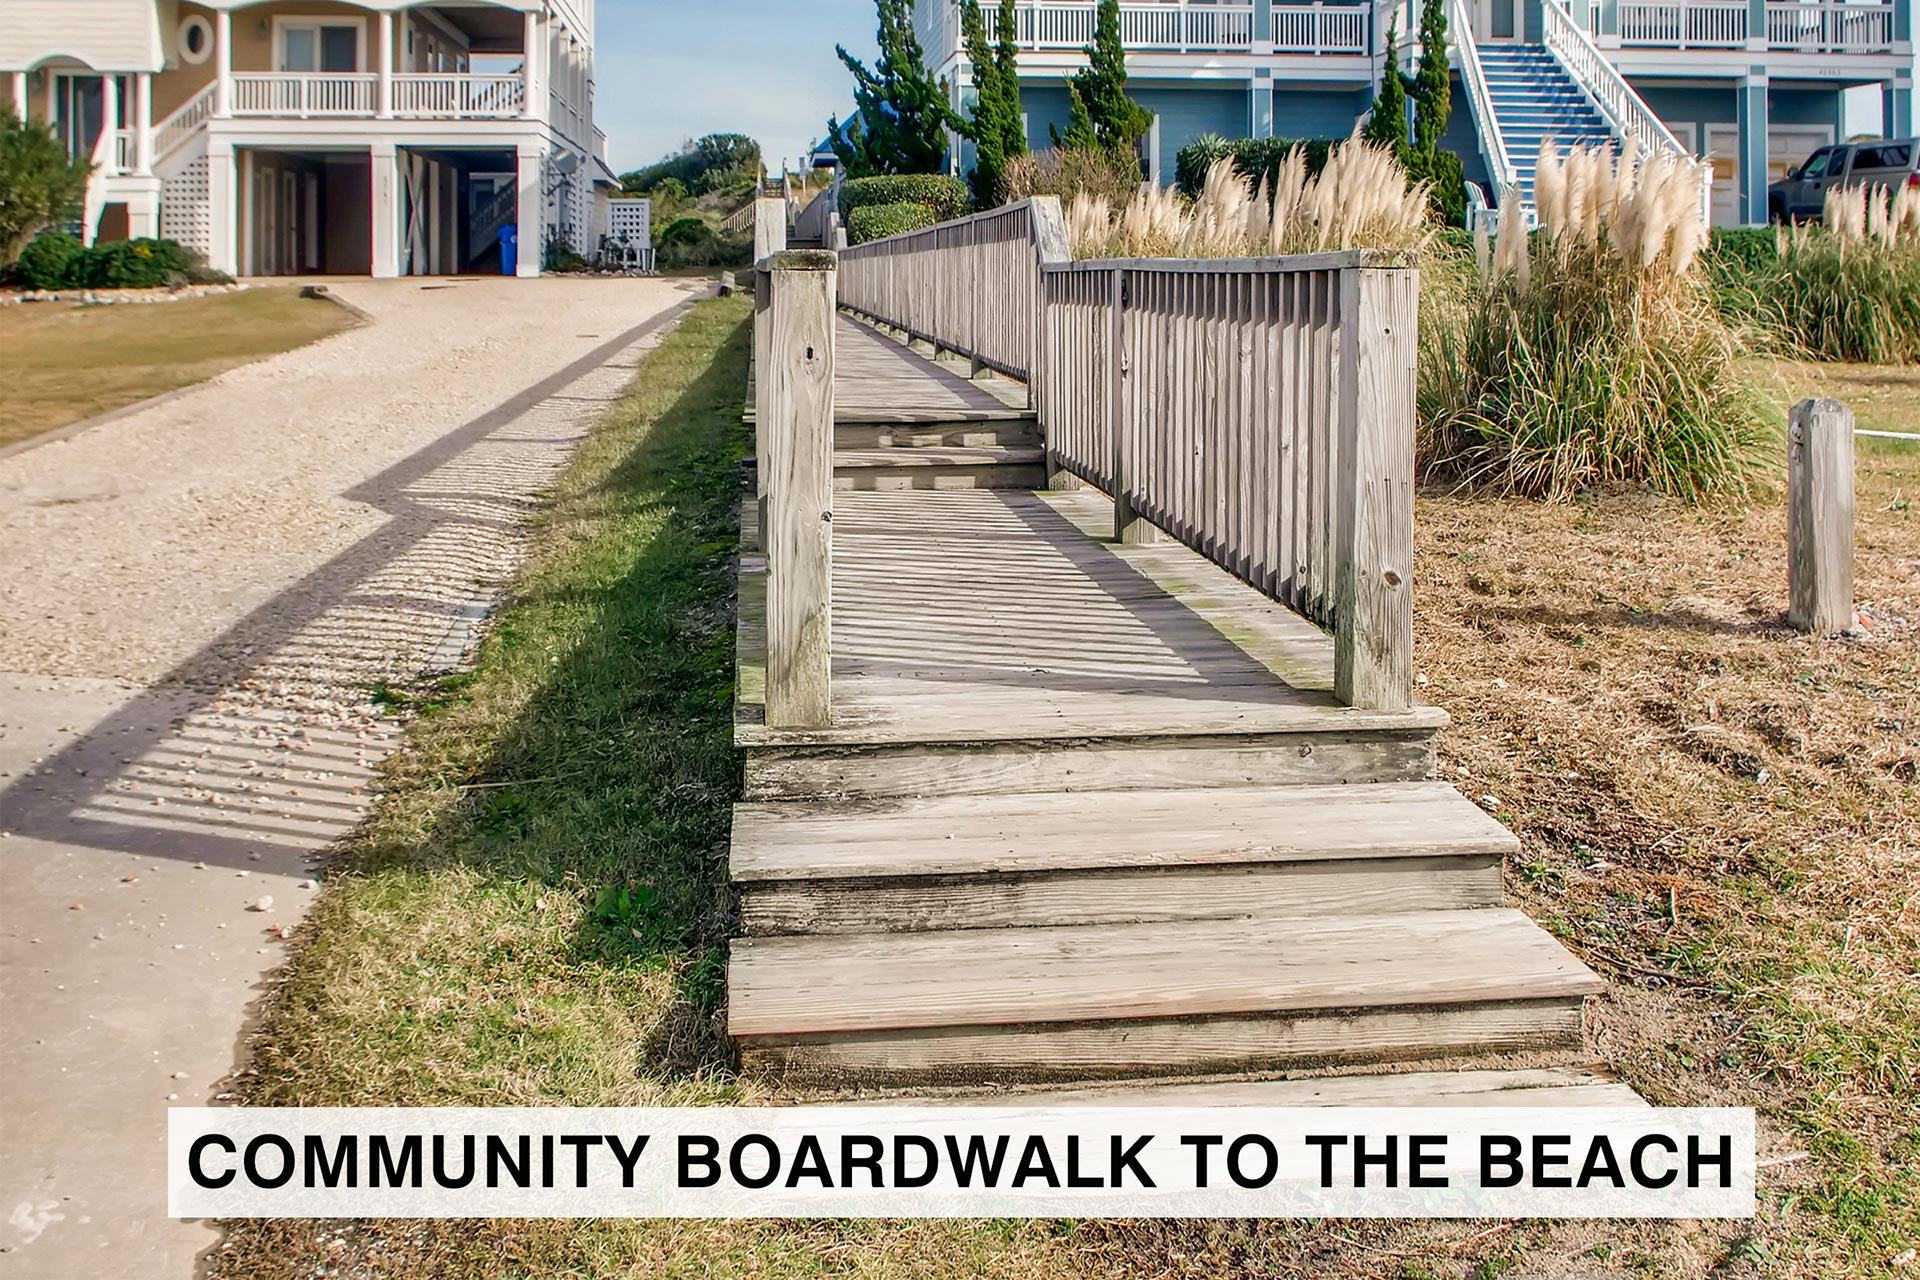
<box><xmin>1768</xmin><ymin>138</ymin><xmax>1919</xmax><ymax>223</ymax></box>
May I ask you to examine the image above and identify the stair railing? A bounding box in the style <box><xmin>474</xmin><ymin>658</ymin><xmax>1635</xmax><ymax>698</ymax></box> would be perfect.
<box><xmin>153</xmin><ymin>85</ymin><xmax>217</xmax><ymax>163</ymax></box>
<box><xmin>1447</xmin><ymin>0</ymin><xmax>1521</xmax><ymax>209</ymax></box>
<box><xmin>1541</xmin><ymin>0</ymin><xmax>1690</xmax><ymax>164</ymax></box>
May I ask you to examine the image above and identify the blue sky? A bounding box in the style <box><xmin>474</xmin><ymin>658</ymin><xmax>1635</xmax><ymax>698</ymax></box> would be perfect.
<box><xmin>596</xmin><ymin>0</ymin><xmax>881</xmax><ymax>175</ymax></box>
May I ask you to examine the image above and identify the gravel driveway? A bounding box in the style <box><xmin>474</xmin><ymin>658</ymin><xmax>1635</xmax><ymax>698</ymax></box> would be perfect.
<box><xmin>0</xmin><ymin>276</ymin><xmax>704</xmax><ymax>1279</ymax></box>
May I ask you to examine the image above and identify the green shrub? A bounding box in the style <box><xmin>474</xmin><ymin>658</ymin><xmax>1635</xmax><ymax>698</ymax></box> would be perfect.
<box><xmin>846</xmin><ymin>200</ymin><xmax>937</xmax><ymax>245</ymax></box>
<box><xmin>838</xmin><ymin>174</ymin><xmax>971</xmax><ymax>223</ymax></box>
<box><xmin>652</xmin><ymin>214</ymin><xmax>751</xmax><ymax>269</ymax></box>
<box><xmin>1420</xmin><ymin>148</ymin><xmax>1466</xmax><ymax>228</ymax></box>
<box><xmin>12</xmin><ymin>232</ymin><xmax>84</xmax><ymax>288</ymax></box>
<box><xmin>1174</xmin><ymin>137</ymin><xmax>1334</xmax><ymax>199</ymax></box>
<box><xmin>71</xmin><ymin>237</ymin><xmax>190</xmax><ymax>288</ymax></box>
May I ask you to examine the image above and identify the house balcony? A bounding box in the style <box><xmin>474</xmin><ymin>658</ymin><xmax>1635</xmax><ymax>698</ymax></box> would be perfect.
<box><xmin>225</xmin><ymin>71</ymin><xmax>528</xmax><ymax>120</ymax></box>
<box><xmin>981</xmin><ymin>1</ymin><xmax>1260</xmax><ymax>52</ymax></box>
<box><xmin>1605</xmin><ymin>0</ymin><xmax>1897</xmax><ymax>52</ymax></box>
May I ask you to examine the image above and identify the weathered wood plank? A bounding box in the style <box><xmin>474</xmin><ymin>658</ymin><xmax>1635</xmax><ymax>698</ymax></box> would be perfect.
<box><xmin>740</xmin><ymin>1001</ymin><xmax>1587</xmax><ymax>1087</ymax></box>
<box><xmin>729</xmin><ymin>908</ymin><xmax>1603</xmax><ymax>1037</ymax></box>
<box><xmin>1334</xmin><ymin>266</ymin><xmax>1417</xmax><ymax>711</ymax></box>
<box><xmin>892</xmin><ymin>1066</ymin><xmax>1647</xmax><ymax>1108</ymax></box>
<box><xmin>762</xmin><ymin>253</ymin><xmax>836</xmax><ymax>727</ymax></box>
<box><xmin>1787</xmin><ymin>397</ymin><xmax>1856</xmax><ymax>634</ymax></box>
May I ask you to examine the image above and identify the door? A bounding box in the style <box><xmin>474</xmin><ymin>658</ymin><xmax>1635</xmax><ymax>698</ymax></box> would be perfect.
<box><xmin>282</xmin><ymin>170</ymin><xmax>300</xmax><ymax>275</ymax></box>
<box><xmin>1706</xmin><ymin>123</ymin><xmax>1739</xmax><ymax>227</ymax></box>
<box><xmin>52</xmin><ymin>74</ymin><xmax>104</xmax><ymax>162</ymax></box>
<box><xmin>280</xmin><ymin>22</ymin><xmax>362</xmax><ymax>72</ymax></box>
<box><xmin>1476</xmin><ymin>0</ymin><xmax>1523</xmax><ymax>41</ymax></box>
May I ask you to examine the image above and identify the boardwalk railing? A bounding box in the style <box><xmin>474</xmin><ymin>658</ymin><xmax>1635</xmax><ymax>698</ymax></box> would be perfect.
<box><xmin>1040</xmin><ymin>254</ymin><xmax>1417</xmax><ymax>711</ymax></box>
<box><xmin>835</xmin><ymin>203</ymin><xmax>1418</xmax><ymax>712</ymax></box>
<box><xmin>836</xmin><ymin>198</ymin><xmax>1071</xmax><ymax>389</ymax></box>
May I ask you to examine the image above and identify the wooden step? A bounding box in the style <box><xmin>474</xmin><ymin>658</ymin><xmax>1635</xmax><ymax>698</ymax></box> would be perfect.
<box><xmin>888</xmin><ymin>1066</ymin><xmax>1646</xmax><ymax>1108</ymax></box>
<box><xmin>835</xmin><ymin>418</ymin><xmax>1040</xmax><ymax>450</ymax></box>
<box><xmin>733</xmin><ymin>781</ymin><xmax>1514</xmax><ymax>935</ymax></box>
<box><xmin>833</xmin><ymin>446</ymin><xmax>1046</xmax><ymax>491</ymax></box>
<box><xmin>731</xmin><ymin>909</ymin><xmax>1604</xmax><ymax>1086</ymax></box>
<box><xmin>743</xmin><ymin>727</ymin><xmax>1438</xmax><ymax>801</ymax></box>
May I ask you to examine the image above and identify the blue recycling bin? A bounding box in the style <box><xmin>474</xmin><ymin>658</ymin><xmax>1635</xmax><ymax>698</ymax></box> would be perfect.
<box><xmin>500</xmin><ymin>224</ymin><xmax>518</xmax><ymax>276</ymax></box>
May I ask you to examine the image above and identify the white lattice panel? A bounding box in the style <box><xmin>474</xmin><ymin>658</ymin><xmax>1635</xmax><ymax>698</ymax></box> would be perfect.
<box><xmin>161</xmin><ymin>152</ymin><xmax>212</xmax><ymax>260</ymax></box>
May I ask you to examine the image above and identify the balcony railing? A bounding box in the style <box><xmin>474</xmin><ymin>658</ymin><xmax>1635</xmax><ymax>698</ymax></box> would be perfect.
<box><xmin>226</xmin><ymin>72</ymin><xmax>531</xmax><ymax>120</ymax></box>
<box><xmin>1764</xmin><ymin>0</ymin><xmax>1894</xmax><ymax>50</ymax></box>
<box><xmin>231</xmin><ymin>72</ymin><xmax>377</xmax><ymax>117</ymax></box>
<box><xmin>1618</xmin><ymin>0</ymin><xmax>1748</xmax><ymax>46</ymax></box>
<box><xmin>391</xmin><ymin>73</ymin><xmax>525</xmax><ymax>118</ymax></box>
<box><xmin>980</xmin><ymin>1</ymin><xmax>1258</xmax><ymax>52</ymax></box>
<box><xmin>1271</xmin><ymin>3</ymin><xmax>1369</xmax><ymax>52</ymax></box>
<box><xmin>1608</xmin><ymin>0</ymin><xmax>1895</xmax><ymax>50</ymax></box>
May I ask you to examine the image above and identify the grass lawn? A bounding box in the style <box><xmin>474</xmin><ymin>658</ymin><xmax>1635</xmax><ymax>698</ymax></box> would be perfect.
<box><xmin>212</xmin><ymin>302</ymin><xmax>1918</xmax><ymax>1279</ymax></box>
<box><xmin>0</xmin><ymin>286</ymin><xmax>356</xmax><ymax>450</ymax></box>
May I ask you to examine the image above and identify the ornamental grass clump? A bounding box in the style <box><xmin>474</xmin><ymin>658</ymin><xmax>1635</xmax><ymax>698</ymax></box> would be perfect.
<box><xmin>1757</xmin><ymin>184</ymin><xmax>1920</xmax><ymax>364</ymax></box>
<box><xmin>1419</xmin><ymin>142</ymin><xmax>1771</xmax><ymax>502</ymax></box>
<box><xmin>1062</xmin><ymin>135</ymin><xmax>1433</xmax><ymax>259</ymax></box>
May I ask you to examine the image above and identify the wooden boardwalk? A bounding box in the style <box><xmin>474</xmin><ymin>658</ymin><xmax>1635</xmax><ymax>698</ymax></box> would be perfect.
<box><xmin>732</xmin><ymin>315</ymin><xmax>1618</xmax><ymax>1099</ymax></box>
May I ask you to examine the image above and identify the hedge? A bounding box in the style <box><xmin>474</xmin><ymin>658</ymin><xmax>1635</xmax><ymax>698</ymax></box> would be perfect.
<box><xmin>11</xmin><ymin>234</ymin><xmax>194</xmax><ymax>289</ymax></box>
<box><xmin>838</xmin><ymin>174</ymin><xmax>971</xmax><ymax>224</ymax></box>
<box><xmin>847</xmin><ymin>201</ymin><xmax>938</xmax><ymax>245</ymax></box>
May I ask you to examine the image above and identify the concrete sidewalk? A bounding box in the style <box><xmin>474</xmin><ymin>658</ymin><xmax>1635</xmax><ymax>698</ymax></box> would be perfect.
<box><xmin>0</xmin><ymin>276</ymin><xmax>703</xmax><ymax>1278</ymax></box>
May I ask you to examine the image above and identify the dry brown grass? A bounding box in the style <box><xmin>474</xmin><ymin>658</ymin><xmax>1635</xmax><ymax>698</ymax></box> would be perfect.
<box><xmin>0</xmin><ymin>286</ymin><xmax>356</xmax><ymax>449</ymax></box>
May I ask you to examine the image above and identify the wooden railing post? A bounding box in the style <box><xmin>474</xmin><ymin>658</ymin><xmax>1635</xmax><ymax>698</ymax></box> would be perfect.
<box><xmin>1334</xmin><ymin>263</ymin><xmax>1417</xmax><ymax>711</ymax></box>
<box><xmin>753</xmin><ymin>197</ymin><xmax>789</xmax><ymax>263</ymax></box>
<box><xmin>1028</xmin><ymin>197</ymin><xmax>1071</xmax><ymax>414</ymax></box>
<box><xmin>761</xmin><ymin>250</ymin><xmax>837</xmax><ymax>728</ymax></box>
<box><xmin>1787</xmin><ymin>397</ymin><xmax>1855</xmax><ymax>634</ymax></box>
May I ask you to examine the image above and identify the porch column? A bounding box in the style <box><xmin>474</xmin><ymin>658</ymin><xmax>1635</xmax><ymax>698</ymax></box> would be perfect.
<box><xmin>100</xmin><ymin>72</ymin><xmax>120</xmax><ymax>173</ymax></box>
<box><xmin>427</xmin><ymin>158</ymin><xmax>441</xmax><ymax>273</ymax></box>
<box><xmin>1250</xmin><ymin>70</ymin><xmax>1273</xmax><ymax>139</ymax></box>
<box><xmin>521</xmin><ymin>11</ymin><xmax>538</xmax><ymax>119</ymax></box>
<box><xmin>214</xmin><ymin>8</ymin><xmax>231</xmax><ymax>117</ymax></box>
<box><xmin>207</xmin><ymin>138</ymin><xmax>238</xmax><ymax>274</ymax></box>
<box><xmin>10</xmin><ymin>72</ymin><xmax>26</xmax><ymax>117</ymax></box>
<box><xmin>1888</xmin><ymin>82</ymin><xmax>1917</xmax><ymax>141</ymax></box>
<box><xmin>515</xmin><ymin>141</ymin><xmax>543</xmax><ymax>277</ymax></box>
<box><xmin>377</xmin><ymin>12</ymin><xmax>393</xmax><ymax>118</ymax></box>
<box><xmin>1736</xmin><ymin>74</ymin><xmax>1768</xmax><ymax>226</ymax></box>
<box><xmin>372</xmin><ymin>141</ymin><xmax>401</xmax><ymax>277</ymax></box>
<box><xmin>134</xmin><ymin>72</ymin><xmax>153</xmax><ymax>174</ymax></box>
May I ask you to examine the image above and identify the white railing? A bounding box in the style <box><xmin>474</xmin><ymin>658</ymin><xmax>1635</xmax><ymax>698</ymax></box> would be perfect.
<box><xmin>1765</xmin><ymin>0</ymin><xmax>1895</xmax><ymax>50</ymax></box>
<box><xmin>230</xmin><ymin>72</ymin><xmax>377</xmax><ymax>117</ymax></box>
<box><xmin>1543</xmin><ymin>2</ymin><xmax>1691</xmax><ymax>161</ymax></box>
<box><xmin>155</xmin><ymin>85</ymin><xmax>216</xmax><ymax>158</ymax></box>
<box><xmin>390</xmin><ymin>73</ymin><xmax>526</xmax><ymax>118</ymax></box>
<box><xmin>1271</xmin><ymin>4</ymin><xmax>1371</xmax><ymax>52</ymax></box>
<box><xmin>1450</xmin><ymin>0</ymin><xmax>1520</xmax><ymax>204</ymax></box>
<box><xmin>113</xmin><ymin>129</ymin><xmax>135</xmax><ymax>172</ymax></box>
<box><xmin>980</xmin><ymin>1</ymin><xmax>1259</xmax><ymax>52</ymax></box>
<box><xmin>1618</xmin><ymin>0</ymin><xmax>1748</xmax><ymax>45</ymax></box>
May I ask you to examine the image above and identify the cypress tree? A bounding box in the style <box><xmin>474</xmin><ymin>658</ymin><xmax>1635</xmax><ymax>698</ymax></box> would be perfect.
<box><xmin>962</xmin><ymin>0</ymin><xmax>1026</xmax><ymax>205</ymax></box>
<box><xmin>1411</xmin><ymin>0</ymin><xmax>1452</xmax><ymax>157</ymax></box>
<box><xmin>1052</xmin><ymin>0</ymin><xmax>1152</xmax><ymax>160</ymax></box>
<box><xmin>832</xmin><ymin>0</ymin><xmax>966</xmax><ymax>176</ymax></box>
<box><xmin>1362</xmin><ymin>17</ymin><xmax>1410</xmax><ymax>156</ymax></box>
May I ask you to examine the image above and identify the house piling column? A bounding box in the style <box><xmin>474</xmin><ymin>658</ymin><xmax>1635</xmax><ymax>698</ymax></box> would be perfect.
<box><xmin>515</xmin><ymin>141</ymin><xmax>543</xmax><ymax>277</ymax></box>
<box><xmin>372</xmin><ymin>141</ymin><xmax>401</xmax><ymax>278</ymax></box>
<box><xmin>1736</xmin><ymin>74</ymin><xmax>1768</xmax><ymax>226</ymax></box>
<box><xmin>207</xmin><ymin>137</ymin><xmax>238</xmax><ymax>275</ymax></box>
<box><xmin>521</xmin><ymin>10</ymin><xmax>540</xmax><ymax>120</ymax></box>
<box><xmin>100</xmin><ymin>73</ymin><xmax>119</xmax><ymax>174</ymax></box>
<box><xmin>10</xmin><ymin>72</ymin><xmax>26</xmax><ymax>116</ymax></box>
<box><xmin>214</xmin><ymin>8</ymin><xmax>231</xmax><ymax>116</ymax></box>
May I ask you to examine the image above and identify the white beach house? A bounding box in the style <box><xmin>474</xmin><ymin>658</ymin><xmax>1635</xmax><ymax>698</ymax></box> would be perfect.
<box><xmin>2</xmin><ymin>0</ymin><xmax>620</xmax><ymax>277</ymax></box>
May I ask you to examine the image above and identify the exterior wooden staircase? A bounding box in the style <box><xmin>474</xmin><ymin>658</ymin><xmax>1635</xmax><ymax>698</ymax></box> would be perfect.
<box><xmin>731</xmin><ymin>319</ymin><xmax>1612</xmax><ymax>1097</ymax></box>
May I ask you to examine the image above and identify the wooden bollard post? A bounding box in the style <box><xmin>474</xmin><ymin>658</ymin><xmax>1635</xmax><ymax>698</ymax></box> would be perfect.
<box><xmin>753</xmin><ymin>197</ymin><xmax>788</xmax><ymax>263</ymax></box>
<box><xmin>762</xmin><ymin>250</ymin><xmax>836</xmax><ymax>728</ymax></box>
<box><xmin>1788</xmin><ymin>397</ymin><xmax>1855</xmax><ymax>634</ymax></box>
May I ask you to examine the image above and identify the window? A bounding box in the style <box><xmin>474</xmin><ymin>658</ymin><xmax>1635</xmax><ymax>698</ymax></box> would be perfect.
<box><xmin>277</xmin><ymin>20</ymin><xmax>362</xmax><ymax>72</ymax></box>
<box><xmin>177</xmin><ymin>14</ymin><xmax>213</xmax><ymax>65</ymax></box>
<box><xmin>1851</xmin><ymin>145</ymin><xmax>1911</xmax><ymax>171</ymax></box>
<box><xmin>1798</xmin><ymin>148</ymin><xmax>1832</xmax><ymax>179</ymax></box>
